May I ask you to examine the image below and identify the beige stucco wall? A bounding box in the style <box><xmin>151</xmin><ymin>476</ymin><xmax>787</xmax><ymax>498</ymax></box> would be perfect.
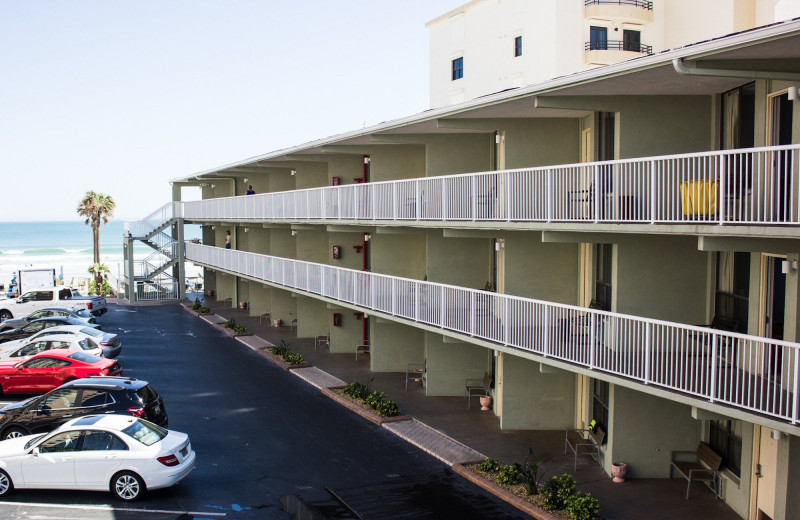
<box><xmin>504</xmin><ymin>231</ymin><xmax>579</xmax><ymax>304</ymax></box>
<box><xmin>425</xmin><ymin>332</ymin><xmax>489</xmax><ymax>396</ymax></box>
<box><xmin>371</xmin><ymin>232</ymin><xmax>426</xmax><ymax>279</ymax></box>
<box><xmin>425</xmin><ymin>133</ymin><xmax>493</xmax><ymax>176</ymax></box>
<box><xmin>371</xmin><ymin>319</ymin><xmax>425</xmax><ymax>372</ymax></box>
<box><xmin>609</xmin><ymin>385</ymin><xmax>700</xmax><ymax>478</ymax></box>
<box><xmin>500</xmin><ymin>355</ymin><xmax>574</xmax><ymax>429</ymax></box>
<box><xmin>427</xmin><ymin>232</ymin><xmax>493</xmax><ymax>289</ymax></box>
<box><xmin>614</xmin><ymin>235</ymin><xmax>708</xmax><ymax>323</ymax></box>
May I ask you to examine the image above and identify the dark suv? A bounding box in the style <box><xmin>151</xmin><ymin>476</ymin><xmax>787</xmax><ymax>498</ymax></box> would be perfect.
<box><xmin>0</xmin><ymin>377</ymin><xmax>168</xmax><ymax>440</ymax></box>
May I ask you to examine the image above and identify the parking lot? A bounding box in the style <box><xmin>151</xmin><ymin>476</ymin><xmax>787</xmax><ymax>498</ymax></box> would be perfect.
<box><xmin>0</xmin><ymin>302</ymin><xmax>530</xmax><ymax>519</ymax></box>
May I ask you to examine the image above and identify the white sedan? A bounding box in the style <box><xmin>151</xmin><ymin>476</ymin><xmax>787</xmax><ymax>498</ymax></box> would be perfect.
<box><xmin>0</xmin><ymin>414</ymin><xmax>195</xmax><ymax>501</ymax></box>
<box><xmin>0</xmin><ymin>333</ymin><xmax>102</xmax><ymax>360</ymax></box>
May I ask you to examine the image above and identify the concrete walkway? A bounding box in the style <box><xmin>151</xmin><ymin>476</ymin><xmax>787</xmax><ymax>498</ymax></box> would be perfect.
<box><xmin>183</xmin><ymin>294</ymin><xmax>743</xmax><ymax>520</ymax></box>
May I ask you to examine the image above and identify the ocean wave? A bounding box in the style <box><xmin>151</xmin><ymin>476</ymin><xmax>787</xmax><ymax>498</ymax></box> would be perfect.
<box><xmin>23</xmin><ymin>248</ymin><xmax>67</xmax><ymax>255</ymax></box>
<box><xmin>0</xmin><ymin>250</ymin><xmax>24</xmax><ymax>255</ymax></box>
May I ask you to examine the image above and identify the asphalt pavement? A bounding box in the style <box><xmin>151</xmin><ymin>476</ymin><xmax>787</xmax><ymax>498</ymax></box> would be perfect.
<box><xmin>0</xmin><ymin>303</ymin><xmax>532</xmax><ymax>520</ymax></box>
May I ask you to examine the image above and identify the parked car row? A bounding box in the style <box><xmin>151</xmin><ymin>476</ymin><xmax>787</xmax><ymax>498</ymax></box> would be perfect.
<box><xmin>0</xmin><ymin>306</ymin><xmax>195</xmax><ymax>502</ymax></box>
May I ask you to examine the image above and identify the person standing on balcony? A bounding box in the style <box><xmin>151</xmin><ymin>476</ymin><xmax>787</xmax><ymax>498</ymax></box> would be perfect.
<box><xmin>246</xmin><ymin>185</ymin><xmax>255</xmax><ymax>195</ymax></box>
<box><xmin>225</xmin><ymin>230</ymin><xmax>231</xmax><ymax>249</ymax></box>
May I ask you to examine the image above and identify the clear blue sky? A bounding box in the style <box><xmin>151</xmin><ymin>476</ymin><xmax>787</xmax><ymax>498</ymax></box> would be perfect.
<box><xmin>1</xmin><ymin>1</ymin><xmax>463</xmax><ymax>222</ymax></box>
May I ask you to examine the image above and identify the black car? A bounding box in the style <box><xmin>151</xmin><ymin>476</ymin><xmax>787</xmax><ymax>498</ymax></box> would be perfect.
<box><xmin>0</xmin><ymin>317</ymin><xmax>101</xmax><ymax>345</ymax></box>
<box><xmin>0</xmin><ymin>377</ymin><xmax>168</xmax><ymax>440</ymax></box>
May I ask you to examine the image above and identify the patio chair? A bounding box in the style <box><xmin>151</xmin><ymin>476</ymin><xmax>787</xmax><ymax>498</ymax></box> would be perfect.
<box><xmin>405</xmin><ymin>362</ymin><xmax>425</xmax><ymax>390</ymax></box>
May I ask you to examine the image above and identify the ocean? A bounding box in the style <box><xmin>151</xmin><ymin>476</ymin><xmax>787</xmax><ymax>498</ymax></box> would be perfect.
<box><xmin>0</xmin><ymin>221</ymin><xmax>201</xmax><ymax>289</ymax></box>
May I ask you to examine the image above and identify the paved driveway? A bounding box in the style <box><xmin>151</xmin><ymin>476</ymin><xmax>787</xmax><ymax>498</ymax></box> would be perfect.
<box><xmin>0</xmin><ymin>303</ymin><xmax>529</xmax><ymax>519</ymax></box>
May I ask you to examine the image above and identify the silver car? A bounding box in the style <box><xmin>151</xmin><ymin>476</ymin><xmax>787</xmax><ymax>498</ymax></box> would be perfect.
<box><xmin>0</xmin><ymin>307</ymin><xmax>97</xmax><ymax>332</ymax></box>
<box><xmin>0</xmin><ymin>325</ymin><xmax>121</xmax><ymax>359</ymax></box>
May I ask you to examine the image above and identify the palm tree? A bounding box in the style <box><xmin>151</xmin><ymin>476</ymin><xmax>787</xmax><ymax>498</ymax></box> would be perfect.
<box><xmin>77</xmin><ymin>191</ymin><xmax>115</xmax><ymax>294</ymax></box>
<box><xmin>88</xmin><ymin>263</ymin><xmax>110</xmax><ymax>295</ymax></box>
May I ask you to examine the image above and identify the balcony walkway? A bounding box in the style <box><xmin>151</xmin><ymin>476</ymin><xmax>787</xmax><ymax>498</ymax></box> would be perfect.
<box><xmin>193</xmin><ymin>293</ymin><xmax>742</xmax><ymax>520</ymax></box>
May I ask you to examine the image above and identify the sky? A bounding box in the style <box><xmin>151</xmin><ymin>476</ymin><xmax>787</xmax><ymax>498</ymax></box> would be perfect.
<box><xmin>0</xmin><ymin>1</ymin><xmax>463</xmax><ymax>222</ymax></box>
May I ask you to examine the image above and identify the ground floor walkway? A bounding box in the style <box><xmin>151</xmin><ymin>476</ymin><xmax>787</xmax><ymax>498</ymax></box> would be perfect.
<box><xmin>187</xmin><ymin>293</ymin><xmax>742</xmax><ymax>520</ymax></box>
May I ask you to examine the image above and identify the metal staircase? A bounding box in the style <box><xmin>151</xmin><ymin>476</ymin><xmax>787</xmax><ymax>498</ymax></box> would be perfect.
<box><xmin>124</xmin><ymin>202</ymin><xmax>183</xmax><ymax>301</ymax></box>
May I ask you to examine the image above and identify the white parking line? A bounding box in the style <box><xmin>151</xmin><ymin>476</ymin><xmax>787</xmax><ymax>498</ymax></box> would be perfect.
<box><xmin>0</xmin><ymin>501</ymin><xmax>227</xmax><ymax>517</ymax></box>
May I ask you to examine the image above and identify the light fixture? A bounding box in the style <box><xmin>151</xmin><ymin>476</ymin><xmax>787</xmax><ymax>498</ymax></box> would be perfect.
<box><xmin>789</xmin><ymin>86</ymin><xmax>798</xmax><ymax>101</ymax></box>
<box><xmin>291</xmin><ymin>230</ymin><xmax>297</xmax><ymax>236</ymax></box>
<box><xmin>211</xmin><ymin>225</ymin><xmax>216</xmax><ymax>230</ymax></box>
<box><xmin>290</xmin><ymin>169</ymin><xmax>296</xmax><ymax>176</ymax></box>
<box><xmin>244</xmin><ymin>228</ymin><xmax>249</xmax><ymax>233</ymax></box>
<box><xmin>211</xmin><ymin>184</ymin><xmax>215</xmax><ymax>189</ymax></box>
<box><xmin>243</xmin><ymin>177</ymin><xmax>248</xmax><ymax>183</ymax></box>
<box><xmin>364</xmin><ymin>234</ymin><xmax>371</xmax><ymax>242</ymax></box>
<box><xmin>781</xmin><ymin>259</ymin><xmax>797</xmax><ymax>274</ymax></box>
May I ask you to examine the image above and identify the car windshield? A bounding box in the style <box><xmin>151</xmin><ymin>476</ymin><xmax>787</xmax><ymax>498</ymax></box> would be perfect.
<box><xmin>68</xmin><ymin>351</ymin><xmax>101</xmax><ymax>363</ymax></box>
<box><xmin>79</xmin><ymin>327</ymin><xmax>103</xmax><ymax>338</ymax></box>
<box><xmin>122</xmin><ymin>419</ymin><xmax>167</xmax><ymax>446</ymax></box>
<box><xmin>24</xmin><ymin>434</ymin><xmax>45</xmax><ymax>450</ymax></box>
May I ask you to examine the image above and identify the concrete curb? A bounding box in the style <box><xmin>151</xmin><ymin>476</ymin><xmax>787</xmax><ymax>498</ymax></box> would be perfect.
<box><xmin>452</xmin><ymin>463</ymin><xmax>561</xmax><ymax>520</ymax></box>
<box><xmin>320</xmin><ymin>387</ymin><xmax>412</xmax><ymax>426</ymax></box>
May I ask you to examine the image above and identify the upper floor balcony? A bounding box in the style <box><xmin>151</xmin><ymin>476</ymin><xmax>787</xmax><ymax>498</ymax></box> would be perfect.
<box><xmin>185</xmin><ymin>242</ymin><xmax>800</xmax><ymax>433</ymax></box>
<box><xmin>584</xmin><ymin>39</ymin><xmax>653</xmax><ymax>54</ymax></box>
<box><xmin>181</xmin><ymin>145</ymin><xmax>800</xmax><ymax>237</ymax></box>
<box><xmin>584</xmin><ymin>0</ymin><xmax>654</xmax><ymax>24</ymax></box>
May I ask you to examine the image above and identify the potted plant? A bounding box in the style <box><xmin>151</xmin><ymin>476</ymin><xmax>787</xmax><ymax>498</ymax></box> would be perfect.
<box><xmin>479</xmin><ymin>395</ymin><xmax>493</xmax><ymax>411</ymax></box>
<box><xmin>611</xmin><ymin>462</ymin><xmax>628</xmax><ymax>483</ymax></box>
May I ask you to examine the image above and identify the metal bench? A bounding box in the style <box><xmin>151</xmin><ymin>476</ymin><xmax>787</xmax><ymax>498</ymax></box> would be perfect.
<box><xmin>315</xmin><ymin>333</ymin><xmax>330</xmax><ymax>350</ymax></box>
<box><xmin>405</xmin><ymin>362</ymin><xmax>425</xmax><ymax>390</ymax></box>
<box><xmin>564</xmin><ymin>426</ymin><xmax>605</xmax><ymax>470</ymax></box>
<box><xmin>355</xmin><ymin>343</ymin><xmax>370</xmax><ymax>360</ymax></box>
<box><xmin>465</xmin><ymin>372</ymin><xmax>491</xmax><ymax>408</ymax></box>
<box><xmin>670</xmin><ymin>442</ymin><xmax>722</xmax><ymax>499</ymax></box>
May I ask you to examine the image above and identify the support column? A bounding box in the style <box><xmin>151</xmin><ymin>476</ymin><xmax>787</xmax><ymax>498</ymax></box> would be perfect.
<box><xmin>176</xmin><ymin>219</ymin><xmax>185</xmax><ymax>300</ymax></box>
<box><xmin>123</xmin><ymin>231</ymin><xmax>136</xmax><ymax>302</ymax></box>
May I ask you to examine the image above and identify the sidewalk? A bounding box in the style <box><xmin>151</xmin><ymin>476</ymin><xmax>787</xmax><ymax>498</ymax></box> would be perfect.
<box><xmin>185</xmin><ymin>294</ymin><xmax>741</xmax><ymax>520</ymax></box>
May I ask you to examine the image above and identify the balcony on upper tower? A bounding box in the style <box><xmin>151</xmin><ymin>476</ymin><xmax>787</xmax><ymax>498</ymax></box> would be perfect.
<box><xmin>584</xmin><ymin>0</ymin><xmax>654</xmax><ymax>23</ymax></box>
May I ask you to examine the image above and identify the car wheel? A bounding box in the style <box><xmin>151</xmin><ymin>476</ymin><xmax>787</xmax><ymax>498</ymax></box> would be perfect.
<box><xmin>0</xmin><ymin>311</ymin><xmax>11</xmax><ymax>323</ymax></box>
<box><xmin>2</xmin><ymin>427</ymin><xmax>27</xmax><ymax>440</ymax></box>
<box><xmin>111</xmin><ymin>471</ymin><xmax>145</xmax><ymax>501</ymax></box>
<box><xmin>0</xmin><ymin>469</ymin><xmax>13</xmax><ymax>497</ymax></box>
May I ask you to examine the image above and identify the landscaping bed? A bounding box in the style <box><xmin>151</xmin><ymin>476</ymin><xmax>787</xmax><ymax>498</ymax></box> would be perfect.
<box><xmin>321</xmin><ymin>386</ymin><xmax>411</xmax><ymax>426</ymax></box>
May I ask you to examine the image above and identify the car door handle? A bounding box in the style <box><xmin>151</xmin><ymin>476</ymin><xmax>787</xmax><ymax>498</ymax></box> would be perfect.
<box><xmin>105</xmin><ymin>455</ymin><xmax>117</xmax><ymax>459</ymax></box>
<box><xmin>63</xmin><ymin>415</ymin><xmax>73</xmax><ymax>418</ymax></box>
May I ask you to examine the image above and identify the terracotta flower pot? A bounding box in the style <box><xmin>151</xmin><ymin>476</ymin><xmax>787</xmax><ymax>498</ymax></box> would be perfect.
<box><xmin>611</xmin><ymin>462</ymin><xmax>628</xmax><ymax>483</ymax></box>
<box><xmin>479</xmin><ymin>395</ymin><xmax>493</xmax><ymax>411</ymax></box>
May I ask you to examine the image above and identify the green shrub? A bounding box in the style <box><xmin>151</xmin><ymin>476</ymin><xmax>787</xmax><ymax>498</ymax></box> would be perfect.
<box><xmin>342</xmin><ymin>382</ymin><xmax>370</xmax><ymax>400</ymax></box>
<box><xmin>541</xmin><ymin>474</ymin><xmax>576</xmax><ymax>511</ymax></box>
<box><xmin>283</xmin><ymin>351</ymin><xmax>305</xmax><ymax>365</ymax></box>
<box><xmin>478</xmin><ymin>458</ymin><xmax>503</xmax><ymax>473</ymax></box>
<box><xmin>565</xmin><ymin>492</ymin><xmax>600</xmax><ymax>520</ymax></box>
<box><xmin>223</xmin><ymin>318</ymin><xmax>248</xmax><ymax>334</ymax></box>
<box><xmin>267</xmin><ymin>340</ymin><xmax>303</xmax><ymax>364</ymax></box>
<box><xmin>365</xmin><ymin>390</ymin><xmax>400</xmax><ymax>417</ymax></box>
<box><xmin>191</xmin><ymin>297</ymin><xmax>210</xmax><ymax>313</ymax></box>
<box><xmin>89</xmin><ymin>279</ymin><xmax>115</xmax><ymax>296</ymax></box>
<box><xmin>496</xmin><ymin>464</ymin><xmax>519</xmax><ymax>485</ymax></box>
<box><xmin>517</xmin><ymin>448</ymin><xmax>545</xmax><ymax>495</ymax></box>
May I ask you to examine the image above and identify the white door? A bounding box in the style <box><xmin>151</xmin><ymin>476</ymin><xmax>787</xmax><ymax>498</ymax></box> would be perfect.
<box><xmin>754</xmin><ymin>426</ymin><xmax>778</xmax><ymax>520</ymax></box>
<box><xmin>21</xmin><ymin>431</ymin><xmax>79</xmax><ymax>487</ymax></box>
<box><xmin>72</xmin><ymin>431</ymin><xmax>125</xmax><ymax>487</ymax></box>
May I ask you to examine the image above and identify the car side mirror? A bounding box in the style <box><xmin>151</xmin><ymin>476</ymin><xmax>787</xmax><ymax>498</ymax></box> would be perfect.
<box><xmin>38</xmin><ymin>404</ymin><xmax>51</xmax><ymax>414</ymax></box>
<box><xmin>15</xmin><ymin>298</ymin><xmax>24</xmax><ymax>304</ymax></box>
<box><xmin>31</xmin><ymin>447</ymin><xmax>40</xmax><ymax>457</ymax></box>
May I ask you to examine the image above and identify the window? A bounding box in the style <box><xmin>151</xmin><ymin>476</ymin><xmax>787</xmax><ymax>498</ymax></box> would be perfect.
<box><xmin>79</xmin><ymin>389</ymin><xmax>115</xmax><ymax>407</ymax></box>
<box><xmin>81</xmin><ymin>431</ymin><xmax>127</xmax><ymax>451</ymax></box>
<box><xmin>452</xmin><ymin>57</ymin><xmax>464</xmax><ymax>81</ymax></box>
<box><xmin>514</xmin><ymin>36</ymin><xmax>522</xmax><ymax>57</ymax></box>
<box><xmin>709</xmin><ymin>420</ymin><xmax>741</xmax><ymax>477</ymax></box>
<box><xmin>594</xmin><ymin>244</ymin><xmax>612</xmax><ymax>311</ymax></box>
<box><xmin>716</xmin><ymin>252</ymin><xmax>749</xmax><ymax>333</ymax></box>
<box><xmin>590</xmin><ymin>26</ymin><xmax>607</xmax><ymax>50</ymax></box>
<box><xmin>38</xmin><ymin>431</ymin><xmax>81</xmax><ymax>453</ymax></box>
<box><xmin>42</xmin><ymin>388</ymin><xmax>79</xmax><ymax>409</ymax></box>
<box><xmin>622</xmin><ymin>30</ymin><xmax>641</xmax><ymax>52</ymax></box>
<box><xmin>23</xmin><ymin>357</ymin><xmax>70</xmax><ymax>369</ymax></box>
<box><xmin>592</xmin><ymin>379</ymin><xmax>610</xmax><ymax>432</ymax></box>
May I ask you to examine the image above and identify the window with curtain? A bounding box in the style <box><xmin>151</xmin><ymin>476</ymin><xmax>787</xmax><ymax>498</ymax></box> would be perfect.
<box><xmin>715</xmin><ymin>251</ymin><xmax>749</xmax><ymax>333</ymax></box>
<box><xmin>592</xmin><ymin>379</ymin><xmax>609</xmax><ymax>432</ymax></box>
<box><xmin>709</xmin><ymin>420</ymin><xmax>741</xmax><ymax>477</ymax></box>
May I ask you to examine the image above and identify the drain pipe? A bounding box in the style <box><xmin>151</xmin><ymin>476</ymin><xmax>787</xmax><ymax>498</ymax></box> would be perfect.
<box><xmin>672</xmin><ymin>58</ymin><xmax>800</xmax><ymax>81</ymax></box>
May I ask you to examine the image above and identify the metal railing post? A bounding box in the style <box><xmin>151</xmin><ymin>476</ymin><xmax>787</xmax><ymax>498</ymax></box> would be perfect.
<box><xmin>709</xmin><ymin>334</ymin><xmax>718</xmax><ymax>403</ymax></box>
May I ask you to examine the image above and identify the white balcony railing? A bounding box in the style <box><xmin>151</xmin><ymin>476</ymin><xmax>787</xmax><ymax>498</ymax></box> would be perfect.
<box><xmin>186</xmin><ymin>242</ymin><xmax>800</xmax><ymax>426</ymax></box>
<box><xmin>180</xmin><ymin>145</ymin><xmax>800</xmax><ymax>227</ymax></box>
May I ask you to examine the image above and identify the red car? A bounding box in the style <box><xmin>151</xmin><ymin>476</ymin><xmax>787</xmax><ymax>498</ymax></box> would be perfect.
<box><xmin>0</xmin><ymin>349</ymin><xmax>122</xmax><ymax>394</ymax></box>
